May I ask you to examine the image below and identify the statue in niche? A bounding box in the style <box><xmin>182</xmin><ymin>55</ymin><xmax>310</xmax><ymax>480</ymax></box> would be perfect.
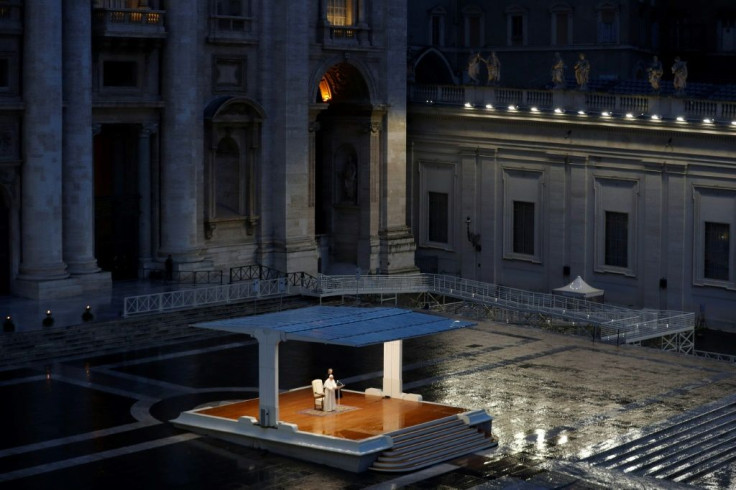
<box><xmin>342</xmin><ymin>155</ymin><xmax>357</xmax><ymax>203</ymax></box>
<box><xmin>485</xmin><ymin>51</ymin><xmax>501</xmax><ymax>85</ymax></box>
<box><xmin>647</xmin><ymin>55</ymin><xmax>663</xmax><ymax>92</ymax></box>
<box><xmin>671</xmin><ymin>56</ymin><xmax>688</xmax><ymax>96</ymax></box>
<box><xmin>574</xmin><ymin>53</ymin><xmax>590</xmax><ymax>90</ymax></box>
<box><xmin>467</xmin><ymin>52</ymin><xmax>482</xmax><ymax>85</ymax></box>
<box><xmin>551</xmin><ymin>52</ymin><xmax>566</xmax><ymax>89</ymax></box>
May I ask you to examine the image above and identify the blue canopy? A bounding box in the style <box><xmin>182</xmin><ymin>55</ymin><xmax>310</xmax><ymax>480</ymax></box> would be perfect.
<box><xmin>193</xmin><ymin>306</ymin><xmax>475</xmax><ymax>347</ymax></box>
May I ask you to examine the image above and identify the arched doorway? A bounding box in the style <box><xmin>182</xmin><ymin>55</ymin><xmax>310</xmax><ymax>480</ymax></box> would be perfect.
<box><xmin>314</xmin><ymin>62</ymin><xmax>374</xmax><ymax>274</ymax></box>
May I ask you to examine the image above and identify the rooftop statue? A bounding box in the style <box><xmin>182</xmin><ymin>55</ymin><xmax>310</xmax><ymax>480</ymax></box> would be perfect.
<box><xmin>485</xmin><ymin>51</ymin><xmax>501</xmax><ymax>86</ymax></box>
<box><xmin>574</xmin><ymin>53</ymin><xmax>590</xmax><ymax>90</ymax></box>
<box><xmin>672</xmin><ymin>56</ymin><xmax>688</xmax><ymax>96</ymax></box>
<box><xmin>647</xmin><ymin>55</ymin><xmax>663</xmax><ymax>92</ymax></box>
<box><xmin>551</xmin><ymin>52</ymin><xmax>566</xmax><ymax>89</ymax></box>
<box><xmin>467</xmin><ymin>52</ymin><xmax>482</xmax><ymax>85</ymax></box>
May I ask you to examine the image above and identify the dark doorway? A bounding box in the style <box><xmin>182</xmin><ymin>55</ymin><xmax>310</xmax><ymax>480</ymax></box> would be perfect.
<box><xmin>0</xmin><ymin>194</ymin><xmax>10</xmax><ymax>294</ymax></box>
<box><xmin>94</xmin><ymin>125</ymin><xmax>140</xmax><ymax>280</ymax></box>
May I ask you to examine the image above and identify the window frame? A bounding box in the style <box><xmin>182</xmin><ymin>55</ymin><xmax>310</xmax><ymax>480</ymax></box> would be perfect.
<box><xmin>596</xmin><ymin>2</ymin><xmax>620</xmax><ymax>44</ymax></box>
<box><xmin>693</xmin><ymin>186</ymin><xmax>736</xmax><ymax>289</ymax></box>
<box><xmin>505</xmin><ymin>5</ymin><xmax>527</xmax><ymax>47</ymax></box>
<box><xmin>428</xmin><ymin>6</ymin><xmax>446</xmax><ymax>47</ymax></box>
<box><xmin>503</xmin><ymin>169</ymin><xmax>543</xmax><ymax>263</ymax></box>
<box><xmin>419</xmin><ymin>161</ymin><xmax>456</xmax><ymax>251</ymax></box>
<box><xmin>550</xmin><ymin>3</ymin><xmax>573</xmax><ymax>46</ymax></box>
<box><xmin>594</xmin><ymin>177</ymin><xmax>638</xmax><ymax>277</ymax></box>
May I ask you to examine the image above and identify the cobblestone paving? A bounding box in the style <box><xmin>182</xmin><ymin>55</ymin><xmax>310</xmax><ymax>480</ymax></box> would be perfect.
<box><xmin>1</xmin><ymin>312</ymin><xmax>735</xmax><ymax>489</ymax></box>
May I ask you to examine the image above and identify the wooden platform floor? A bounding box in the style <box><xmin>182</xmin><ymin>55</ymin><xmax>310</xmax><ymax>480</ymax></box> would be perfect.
<box><xmin>196</xmin><ymin>388</ymin><xmax>468</xmax><ymax>441</ymax></box>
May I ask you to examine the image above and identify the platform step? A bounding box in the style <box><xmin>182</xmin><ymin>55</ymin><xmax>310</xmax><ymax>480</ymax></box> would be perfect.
<box><xmin>369</xmin><ymin>414</ymin><xmax>497</xmax><ymax>473</ymax></box>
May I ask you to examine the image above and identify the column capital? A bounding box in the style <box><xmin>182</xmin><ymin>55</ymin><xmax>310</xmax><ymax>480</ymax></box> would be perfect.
<box><xmin>140</xmin><ymin>122</ymin><xmax>159</xmax><ymax>137</ymax></box>
<box><xmin>365</xmin><ymin>121</ymin><xmax>382</xmax><ymax>134</ymax></box>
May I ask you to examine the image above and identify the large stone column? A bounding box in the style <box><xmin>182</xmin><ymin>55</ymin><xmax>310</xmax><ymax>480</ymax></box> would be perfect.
<box><xmin>379</xmin><ymin>0</ymin><xmax>417</xmax><ymax>274</ymax></box>
<box><xmin>62</xmin><ymin>0</ymin><xmax>105</xmax><ymax>285</ymax></box>
<box><xmin>17</xmin><ymin>0</ymin><xmax>78</xmax><ymax>298</ymax></box>
<box><xmin>265</xmin><ymin>0</ymin><xmax>317</xmax><ymax>274</ymax></box>
<box><xmin>160</xmin><ymin>0</ymin><xmax>203</xmax><ymax>265</ymax></box>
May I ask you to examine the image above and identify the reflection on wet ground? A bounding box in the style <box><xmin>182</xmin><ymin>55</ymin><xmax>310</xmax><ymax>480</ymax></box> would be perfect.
<box><xmin>1</xmin><ymin>312</ymin><xmax>735</xmax><ymax>489</ymax></box>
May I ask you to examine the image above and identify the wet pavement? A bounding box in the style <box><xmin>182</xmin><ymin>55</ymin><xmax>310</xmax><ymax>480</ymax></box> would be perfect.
<box><xmin>1</xmin><ymin>291</ymin><xmax>736</xmax><ymax>489</ymax></box>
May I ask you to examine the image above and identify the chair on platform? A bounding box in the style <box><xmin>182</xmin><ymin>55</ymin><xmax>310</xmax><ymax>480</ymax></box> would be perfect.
<box><xmin>312</xmin><ymin>379</ymin><xmax>325</xmax><ymax>410</ymax></box>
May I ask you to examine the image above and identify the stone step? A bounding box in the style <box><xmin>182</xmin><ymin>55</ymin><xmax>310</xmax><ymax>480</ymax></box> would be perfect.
<box><xmin>0</xmin><ymin>296</ymin><xmax>313</xmax><ymax>368</ymax></box>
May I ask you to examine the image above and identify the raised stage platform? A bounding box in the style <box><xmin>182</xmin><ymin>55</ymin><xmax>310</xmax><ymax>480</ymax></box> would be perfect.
<box><xmin>172</xmin><ymin>387</ymin><xmax>496</xmax><ymax>472</ymax></box>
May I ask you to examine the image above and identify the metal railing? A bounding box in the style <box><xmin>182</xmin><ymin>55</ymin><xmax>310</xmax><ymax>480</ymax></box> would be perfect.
<box><xmin>124</xmin><ymin>272</ymin><xmax>694</xmax><ymax>350</ymax></box>
<box><xmin>693</xmin><ymin>350</ymin><xmax>736</xmax><ymax>364</ymax></box>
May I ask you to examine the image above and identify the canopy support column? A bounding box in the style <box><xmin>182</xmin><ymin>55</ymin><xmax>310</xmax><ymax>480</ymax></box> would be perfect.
<box><xmin>383</xmin><ymin>339</ymin><xmax>403</xmax><ymax>397</ymax></box>
<box><xmin>254</xmin><ymin>328</ymin><xmax>285</xmax><ymax>427</ymax></box>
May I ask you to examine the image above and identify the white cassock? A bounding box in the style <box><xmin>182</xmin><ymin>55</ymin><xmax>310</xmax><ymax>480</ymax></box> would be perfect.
<box><xmin>323</xmin><ymin>377</ymin><xmax>337</xmax><ymax>411</ymax></box>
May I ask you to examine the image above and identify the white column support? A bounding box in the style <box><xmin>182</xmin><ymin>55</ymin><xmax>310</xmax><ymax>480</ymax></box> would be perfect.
<box><xmin>382</xmin><ymin>339</ymin><xmax>403</xmax><ymax>398</ymax></box>
<box><xmin>254</xmin><ymin>328</ymin><xmax>285</xmax><ymax>428</ymax></box>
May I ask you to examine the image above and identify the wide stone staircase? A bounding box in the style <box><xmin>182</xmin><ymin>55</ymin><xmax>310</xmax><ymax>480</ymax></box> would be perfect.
<box><xmin>0</xmin><ymin>296</ymin><xmax>314</xmax><ymax>368</ymax></box>
<box><xmin>370</xmin><ymin>414</ymin><xmax>497</xmax><ymax>472</ymax></box>
<box><xmin>582</xmin><ymin>395</ymin><xmax>736</xmax><ymax>485</ymax></box>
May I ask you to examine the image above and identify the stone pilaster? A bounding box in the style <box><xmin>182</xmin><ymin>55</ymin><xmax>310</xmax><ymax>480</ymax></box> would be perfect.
<box><xmin>160</xmin><ymin>0</ymin><xmax>203</xmax><ymax>264</ymax></box>
<box><xmin>138</xmin><ymin>123</ymin><xmax>158</xmax><ymax>266</ymax></box>
<box><xmin>16</xmin><ymin>0</ymin><xmax>78</xmax><ymax>298</ymax></box>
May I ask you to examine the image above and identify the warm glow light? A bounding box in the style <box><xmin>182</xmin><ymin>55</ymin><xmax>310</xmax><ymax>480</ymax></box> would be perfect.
<box><xmin>485</xmin><ymin>103</ymin><xmax>494</xmax><ymax>109</ymax></box>
<box><xmin>676</xmin><ymin>116</ymin><xmax>686</xmax><ymax>122</ymax></box>
<box><xmin>651</xmin><ymin>114</ymin><xmax>661</xmax><ymax>120</ymax></box>
<box><xmin>577</xmin><ymin>110</ymin><xmax>585</xmax><ymax>115</ymax></box>
<box><xmin>625</xmin><ymin>113</ymin><xmax>634</xmax><ymax>119</ymax></box>
<box><xmin>464</xmin><ymin>102</ymin><xmax>472</xmax><ymax>108</ymax></box>
<box><xmin>318</xmin><ymin>79</ymin><xmax>332</xmax><ymax>102</ymax></box>
<box><xmin>554</xmin><ymin>107</ymin><xmax>563</xmax><ymax>114</ymax></box>
<box><xmin>530</xmin><ymin>106</ymin><xmax>539</xmax><ymax>112</ymax></box>
<box><xmin>508</xmin><ymin>104</ymin><xmax>517</xmax><ymax>111</ymax></box>
<box><xmin>703</xmin><ymin>117</ymin><xmax>713</xmax><ymax>124</ymax></box>
<box><xmin>731</xmin><ymin>121</ymin><xmax>736</xmax><ymax>127</ymax></box>
<box><xmin>601</xmin><ymin>111</ymin><xmax>611</xmax><ymax>117</ymax></box>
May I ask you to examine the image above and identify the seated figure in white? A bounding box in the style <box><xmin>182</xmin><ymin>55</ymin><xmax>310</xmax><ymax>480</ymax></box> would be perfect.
<box><xmin>323</xmin><ymin>374</ymin><xmax>337</xmax><ymax>411</ymax></box>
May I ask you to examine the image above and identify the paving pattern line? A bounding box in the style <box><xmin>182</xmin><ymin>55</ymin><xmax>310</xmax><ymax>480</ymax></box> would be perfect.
<box><xmin>0</xmin><ymin>433</ymin><xmax>200</xmax><ymax>482</ymax></box>
<box><xmin>0</xmin><ymin>421</ymin><xmax>160</xmax><ymax>459</ymax></box>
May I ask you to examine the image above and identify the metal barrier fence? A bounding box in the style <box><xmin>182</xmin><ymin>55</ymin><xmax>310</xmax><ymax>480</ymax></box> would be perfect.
<box><xmin>123</xmin><ymin>273</ymin><xmax>694</xmax><ymax>351</ymax></box>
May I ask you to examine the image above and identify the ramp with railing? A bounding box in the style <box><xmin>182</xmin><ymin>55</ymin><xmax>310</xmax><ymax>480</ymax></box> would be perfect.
<box><xmin>123</xmin><ymin>272</ymin><xmax>695</xmax><ymax>353</ymax></box>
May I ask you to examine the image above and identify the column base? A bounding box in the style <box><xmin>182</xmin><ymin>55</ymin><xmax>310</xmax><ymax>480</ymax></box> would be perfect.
<box><xmin>74</xmin><ymin>270</ymin><xmax>112</xmax><ymax>293</ymax></box>
<box><xmin>273</xmin><ymin>237</ymin><xmax>318</xmax><ymax>275</ymax></box>
<box><xmin>379</xmin><ymin>227</ymin><xmax>419</xmax><ymax>275</ymax></box>
<box><xmin>14</xmin><ymin>277</ymin><xmax>84</xmax><ymax>300</ymax></box>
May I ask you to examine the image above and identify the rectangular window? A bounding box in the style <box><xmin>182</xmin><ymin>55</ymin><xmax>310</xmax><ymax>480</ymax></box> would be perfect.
<box><xmin>555</xmin><ymin>13</ymin><xmax>569</xmax><ymax>45</ymax></box>
<box><xmin>598</xmin><ymin>9</ymin><xmax>617</xmax><ymax>43</ymax></box>
<box><xmin>719</xmin><ymin>19</ymin><xmax>736</xmax><ymax>52</ymax></box>
<box><xmin>102</xmin><ymin>60</ymin><xmax>138</xmax><ymax>87</ymax></box>
<box><xmin>467</xmin><ymin>16</ymin><xmax>481</xmax><ymax>47</ymax></box>
<box><xmin>327</xmin><ymin>0</ymin><xmax>352</xmax><ymax>26</ymax></box>
<box><xmin>428</xmin><ymin>192</ymin><xmax>449</xmax><ymax>244</ymax></box>
<box><xmin>605</xmin><ymin>211</ymin><xmax>628</xmax><ymax>268</ymax></box>
<box><xmin>704</xmin><ymin>222</ymin><xmax>730</xmax><ymax>280</ymax></box>
<box><xmin>511</xmin><ymin>15</ymin><xmax>523</xmax><ymax>46</ymax></box>
<box><xmin>431</xmin><ymin>16</ymin><xmax>442</xmax><ymax>45</ymax></box>
<box><xmin>513</xmin><ymin>201</ymin><xmax>534</xmax><ymax>255</ymax></box>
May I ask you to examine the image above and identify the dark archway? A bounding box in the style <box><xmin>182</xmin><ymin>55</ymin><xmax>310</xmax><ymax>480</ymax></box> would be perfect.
<box><xmin>314</xmin><ymin>62</ymin><xmax>372</xmax><ymax>273</ymax></box>
<box><xmin>414</xmin><ymin>50</ymin><xmax>455</xmax><ymax>85</ymax></box>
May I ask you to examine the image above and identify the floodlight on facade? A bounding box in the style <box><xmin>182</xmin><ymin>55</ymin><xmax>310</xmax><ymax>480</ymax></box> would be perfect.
<box><xmin>485</xmin><ymin>104</ymin><xmax>494</xmax><ymax>109</ymax></box>
<box><xmin>554</xmin><ymin>107</ymin><xmax>563</xmax><ymax>114</ymax></box>
<box><xmin>676</xmin><ymin>116</ymin><xmax>686</xmax><ymax>122</ymax></box>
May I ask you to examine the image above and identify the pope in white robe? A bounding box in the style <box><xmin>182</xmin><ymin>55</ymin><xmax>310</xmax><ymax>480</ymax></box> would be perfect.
<box><xmin>323</xmin><ymin>374</ymin><xmax>337</xmax><ymax>411</ymax></box>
